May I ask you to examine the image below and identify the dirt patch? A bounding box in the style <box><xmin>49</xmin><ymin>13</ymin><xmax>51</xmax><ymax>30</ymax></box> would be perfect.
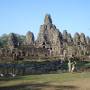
<box><xmin>61</xmin><ymin>78</ymin><xmax>90</xmax><ymax>90</ymax></box>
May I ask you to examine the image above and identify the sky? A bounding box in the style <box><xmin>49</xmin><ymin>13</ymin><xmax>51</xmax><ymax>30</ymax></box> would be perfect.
<box><xmin>0</xmin><ymin>0</ymin><xmax>90</xmax><ymax>39</ymax></box>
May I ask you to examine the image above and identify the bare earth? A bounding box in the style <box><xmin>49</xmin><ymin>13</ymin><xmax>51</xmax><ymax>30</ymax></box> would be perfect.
<box><xmin>24</xmin><ymin>78</ymin><xmax>90</xmax><ymax>90</ymax></box>
<box><xmin>48</xmin><ymin>78</ymin><xmax>90</xmax><ymax>90</ymax></box>
<box><xmin>61</xmin><ymin>78</ymin><xmax>90</xmax><ymax>90</ymax></box>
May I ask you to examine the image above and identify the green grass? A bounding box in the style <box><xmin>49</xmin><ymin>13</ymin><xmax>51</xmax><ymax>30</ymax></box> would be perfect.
<box><xmin>0</xmin><ymin>72</ymin><xmax>90</xmax><ymax>87</ymax></box>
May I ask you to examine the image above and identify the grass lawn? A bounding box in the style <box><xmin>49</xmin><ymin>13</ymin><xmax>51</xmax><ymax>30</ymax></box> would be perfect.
<box><xmin>0</xmin><ymin>72</ymin><xmax>90</xmax><ymax>90</ymax></box>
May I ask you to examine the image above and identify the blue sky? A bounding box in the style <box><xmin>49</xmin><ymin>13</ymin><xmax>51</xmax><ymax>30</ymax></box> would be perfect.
<box><xmin>0</xmin><ymin>0</ymin><xmax>90</xmax><ymax>38</ymax></box>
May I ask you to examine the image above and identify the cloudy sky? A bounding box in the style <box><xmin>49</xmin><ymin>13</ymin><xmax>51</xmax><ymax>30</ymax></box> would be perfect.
<box><xmin>0</xmin><ymin>0</ymin><xmax>90</xmax><ymax>38</ymax></box>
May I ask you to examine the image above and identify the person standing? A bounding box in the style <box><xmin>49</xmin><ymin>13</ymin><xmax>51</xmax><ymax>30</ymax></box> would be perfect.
<box><xmin>68</xmin><ymin>60</ymin><xmax>72</xmax><ymax>72</ymax></box>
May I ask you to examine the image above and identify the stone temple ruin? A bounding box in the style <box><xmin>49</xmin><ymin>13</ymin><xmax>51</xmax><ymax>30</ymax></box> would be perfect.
<box><xmin>0</xmin><ymin>14</ymin><xmax>90</xmax><ymax>62</ymax></box>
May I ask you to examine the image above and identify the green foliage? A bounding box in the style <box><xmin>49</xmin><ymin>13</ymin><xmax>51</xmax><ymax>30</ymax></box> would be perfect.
<box><xmin>15</xmin><ymin>34</ymin><xmax>25</xmax><ymax>44</ymax></box>
<box><xmin>0</xmin><ymin>34</ymin><xmax>8</xmax><ymax>47</ymax></box>
<box><xmin>0</xmin><ymin>33</ymin><xmax>25</xmax><ymax>47</ymax></box>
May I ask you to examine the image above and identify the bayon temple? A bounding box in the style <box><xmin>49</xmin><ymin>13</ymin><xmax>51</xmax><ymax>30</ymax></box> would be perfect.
<box><xmin>0</xmin><ymin>14</ymin><xmax>90</xmax><ymax>61</ymax></box>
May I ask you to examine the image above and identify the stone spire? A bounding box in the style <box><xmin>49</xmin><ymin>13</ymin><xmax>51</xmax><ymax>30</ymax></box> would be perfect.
<box><xmin>25</xmin><ymin>31</ymin><xmax>34</xmax><ymax>45</ymax></box>
<box><xmin>63</xmin><ymin>30</ymin><xmax>68</xmax><ymax>41</ymax></box>
<box><xmin>80</xmin><ymin>33</ymin><xmax>86</xmax><ymax>44</ymax></box>
<box><xmin>73</xmin><ymin>32</ymin><xmax>80</xmax><ymax>45</ymax></box>
<box><xmin>44</xmin><ymin>14</ymin><xmax>52</xmax><ymax>25</ymax></box>
<box><xmin>36</xmin><ymin>14</ymin><xmax>63</xmax><ymax>55</ymax></box>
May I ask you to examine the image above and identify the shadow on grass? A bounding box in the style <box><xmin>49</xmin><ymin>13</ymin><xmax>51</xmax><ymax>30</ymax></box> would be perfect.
<box><xmin>0</xmin><ymin>82</ymin><xmax>79</xmax><ymax>90</ymax></box>
<box><xmin>0</xmin><ymin>76</ymin><xmax>24</xmax><ymax>81</ymax></box>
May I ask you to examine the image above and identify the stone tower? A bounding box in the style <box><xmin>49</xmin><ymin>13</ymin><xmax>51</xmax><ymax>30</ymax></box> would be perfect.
<box><xmin>36</xmin><ymin>14</ymin><xmax>63</xmax><ymax>56</ymax></box>
<box><xmin>25</xmin><ymin>31</ymin><xmax>35</xmax><ymax>45</ymax></box>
